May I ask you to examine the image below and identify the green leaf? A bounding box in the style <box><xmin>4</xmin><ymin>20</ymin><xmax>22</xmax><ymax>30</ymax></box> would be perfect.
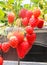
<box><xmin>30</xmin><ymin>0</ymin><xmax>40</xmax><ymax>3</ymax></box>
<box><xmin>0</xmin><ymin>9</ymin><xmax>4</xmax><ymax>20</ymax></box>
<box><xmin>30</xmin><ymin>5</ymin><xmax>35</xmax><ymax>10</ymax></box>
<box><xmin>44</xmin><ymin>0</ymin><xmax>47</xmax><ymax>2</ymax></box>
<box><xmin>31</xmin><ymin>4</ymin><xmax>38</xmax><ymax>10</ymax></box>
<box><xmin>44</xmin><ymin>8</ymin><xmax>47</xmax><ymax>14</ymax></box>
<box><xmin>0</xmin><ymin>1</ymin><xmax>6</xmax><ymax>8</ymax></box>
<box><xmin>39</xmin><ymin>3</ymin><xmax>43</xmax><ymax>9</ymax></box>
<box><xmin>16</xmin><ymin>0</ymin><xmax>23</xmax><ymax>2</ymax></box>
<box><xmin>8</xmin><ymin>0</ymin><xmax>14</xmax><ymax>4</ymax></box>
<box><xmin>24</xmin><ymin>4</ymin><xmax>30</xmax><ymax>9</ymax></box>
<box><xmin>0</xmin><ymin>1</ymin><xmax>5</xmax><ymax>4</ymax></box>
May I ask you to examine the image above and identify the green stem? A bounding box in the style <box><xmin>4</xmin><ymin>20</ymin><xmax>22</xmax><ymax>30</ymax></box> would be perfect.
<box><xmin>30</xmin><ymin>0</ymin><xmax>31</xmax><ymax>8</ymax></box>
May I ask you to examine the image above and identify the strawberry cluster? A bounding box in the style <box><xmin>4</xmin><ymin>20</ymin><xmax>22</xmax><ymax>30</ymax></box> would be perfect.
<box><xmin>19</xmin><ymin>8</ymin><xmax>44</xmax><ymax>28</ymax></box>
<box><xmin>0</xmin><ymin>8</ymin><xmax>44</xmax><ymax>65</ymax></box>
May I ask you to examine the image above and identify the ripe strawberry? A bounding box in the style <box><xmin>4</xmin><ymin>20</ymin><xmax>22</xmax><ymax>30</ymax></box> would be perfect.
<box><xmin>13</xmin><ymin>32</ymin><xmax>24</xmax><ymax>43</ymax></box>
<box><xmin>0</xmin><ymin>43</ymin><xmax>2</xmax><ymax>50</ymax></box>
<box><xmin>25</xmin><ymin>26</ymin><xmax>33</xmax><ymax>35</ymax></box>
<box><xmin>9</xmin><ymin>36</ymin><xmax>19</xmax><ymax>48</ymax></box>
<box><xmin>8</xmin><ymin>12</ymin><xmax>15</xmax><ymax>24</ymax></box>
<box><xmin>19</xmin><ymin>8</ymin><xmax>27</xmax><ymax>18</ymax></box>
<box><xmin>26</xmin><ymin>10</ymin><xmax>33</xmax><ymax>20</ymax></box>
<box><xmin>33</xmin><ymin>9</ymin><xmax>41</xmax><ymax>18</ymax></box>
<box><xmin>22</xmin><ymin>17</ymin><xmax>29</xmax><ymax>26</ymax></box>
<box><xmin>29</xmin><ymin>17</ymin><xmax>39</xmax><ymax>28</ymax></box>
<box><xmin>17</xmin><ymin>40</ymin><xmax>32</xmax><ymax>59</ymax></box>
<box><xmin>0</xmin><ymin>56</ymin><xmax>3</xmax><ymax>65</ymax></box>
<box><xmin>37</xmin><ymin>18</ymin><xmax>44</xmax><ymax>28</ymax></box>
<box><xmin>26</xmin><ymin>33</ymin><xmax>36</xmax><ymax>45</ymax></box>
<box><xmin>2</xmin><ymin>42</ymin><xmax>10</xmax><ymax>53</ymax></box>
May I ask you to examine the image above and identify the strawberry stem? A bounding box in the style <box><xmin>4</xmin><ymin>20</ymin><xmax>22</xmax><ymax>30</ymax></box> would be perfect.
<box><xmin>18</xmin><ymin>58</ymin><xmax>20</xmax><ymax>65</ymax></box>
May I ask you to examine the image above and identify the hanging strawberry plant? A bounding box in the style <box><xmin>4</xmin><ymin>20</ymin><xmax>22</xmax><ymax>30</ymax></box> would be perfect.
<box><xmin>0</xmin><ymin>0</ymin><xmax>45</xmax><ymax>65</ymax></box>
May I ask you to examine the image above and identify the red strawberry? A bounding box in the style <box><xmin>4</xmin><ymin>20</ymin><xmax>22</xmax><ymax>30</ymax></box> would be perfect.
<box><xmin>26</xmin><ymin>10</ymin><xmax>33</xmax><ymax>20</ymax></box>
<box><xmin>2</xmin><ymin>42</ymin><xmax>10</xmax><ymax>53</ymax></box>
<box><xmin>19</xmin><ymin>8</ymin><xmax>27</xmax><ymax>18</ymax></box>
<box><xmin>8</xmin><ymin>12</ymin><xmax>15</xmax><ymax>24</ymax></box>
<box><xmin>22</xmin><ymin>17</ymin><xmax>29</xmax><ymax>26</ymax></box>
<box><xmin>13</xmin><ymin>32</ymin><xmax>24</xmax><ymax>43</ymax></box>
<box><xmin>25</xmin><ymin>26</ymin><xmax>33</xmax><ymax>35</ymax></box>
<box><xmin>29</xmin><ymin>17</ymin><xmax>39</xmax><ymax>28</ymax></box>
<box><xmin>26</xmin><ymin>33</ymin><xmax>36</xmax><ymax>45</ymax></box>
<box><xmin>33</xmin><ymin>9</ymin><xmax>41</xmax><ymax>18</ymax></box>
<box><xmin>37</xmin><ymin>18</ymin><xmax>44</xmax><ymax>28</ymax></box>
<box><xmin>9</xmin><ymin>36</ymin><xmax>19</xmax><ymax>48</ymax></box>
<box><xmin>17</xmin><ymin>40</ymin><xmax>32</xmax><ymax>59</ymax></box>
<box><xmin>0</xmin><ymin>43</ymin><xmax>2</xmax><ymax>50</ymax></box>
<box><xmin>0</xmin><ymin>56</ymin><xmax>3</xmax><ymax>65</ymax></box>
